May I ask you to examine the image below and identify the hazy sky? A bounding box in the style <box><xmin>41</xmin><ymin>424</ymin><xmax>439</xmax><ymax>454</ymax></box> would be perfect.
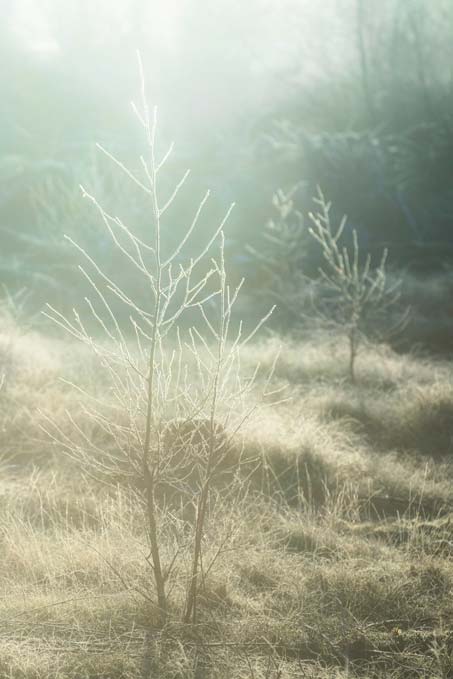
<box><xmin>10</xmin><ymin>0</ymin><xmax>355</xmax><ymax>77</ymax></box>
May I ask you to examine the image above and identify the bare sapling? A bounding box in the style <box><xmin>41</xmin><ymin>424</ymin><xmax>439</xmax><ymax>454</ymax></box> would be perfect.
<box><xmin>247</xmin><ymin>185</ymin><xmax>307</xmax><ymax>323</ymax></box>
<box><xmin>308</xmin><ymin>187</ymin><xmax>409</xmax><ymax>382</ymax></box>
<box><xmin>42</xmin><ymin>55</ymin><xmax>276</xmax><ymax>627</ymax></box>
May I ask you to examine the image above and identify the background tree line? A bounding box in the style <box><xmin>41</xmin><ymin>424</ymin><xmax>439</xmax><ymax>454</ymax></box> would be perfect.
<box><xmin>1</xmin><ymin>0</ymin><xmax>453</xmax><ymax>349</ymax></box>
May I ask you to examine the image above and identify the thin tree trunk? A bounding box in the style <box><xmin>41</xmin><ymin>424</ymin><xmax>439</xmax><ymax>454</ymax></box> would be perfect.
<box><xmin>349</xmin><ymin>328</ymin><xmax>358</xmax><ymax>384</ymax></box>
<box><xmin>184</xmin><ymin>481</ymin><xmax>210</xmax><ymax>624</ymax></box>
<box><xmin>144</xmin><ymin>460</ymin><xmax>167</xmax><ymax>624</ymax></box>
<box><xmin>408</xmin><ymin>4</ymin><xmax>433</xmax><ymax>119</ymax></box>
<box><xmin>356</xmin><ymin>0</ymin><xmax>376</xmax><ymax>125</ymax></box>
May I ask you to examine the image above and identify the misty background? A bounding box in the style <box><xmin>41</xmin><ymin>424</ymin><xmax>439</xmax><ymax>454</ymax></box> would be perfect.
<box><xmin>1</xmin><ymin>0</ymin><xmax>453</xmax><ymax>350</ymax></box>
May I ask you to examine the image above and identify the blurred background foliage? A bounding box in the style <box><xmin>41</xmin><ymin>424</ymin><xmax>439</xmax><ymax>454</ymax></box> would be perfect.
<box><xmin>1</xmin><ymin>0</ymin><xmax>453</xmax><ymax>349</ymax></box>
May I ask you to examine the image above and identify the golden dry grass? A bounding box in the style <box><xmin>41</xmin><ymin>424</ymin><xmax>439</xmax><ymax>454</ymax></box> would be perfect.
<box><xmin>1</xmin><ymin>319</ymin><xmax>453</xmax><ymax>678</ymax></box>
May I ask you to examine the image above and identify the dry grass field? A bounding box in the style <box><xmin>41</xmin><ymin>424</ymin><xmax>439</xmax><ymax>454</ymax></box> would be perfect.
<box><xmin>1</xmin><ymin>315</ymin><xmax>453</xmax><ymax>678</ymax></box>
<box><xmin>4</xmin><ymin>3</ymin><xmax>453</xmax><ymax>678</ymax></box>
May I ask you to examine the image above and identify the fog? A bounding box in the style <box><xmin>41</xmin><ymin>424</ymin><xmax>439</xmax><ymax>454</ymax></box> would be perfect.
<box><xmin>5</xmin><ymin>1</ymin><xmax>360</xmax><ymax>142</ymax></box>
<box><xmin>1</xmin><ymin>1</ymin><xmax>453</xmax><ymax>326</ymax></box>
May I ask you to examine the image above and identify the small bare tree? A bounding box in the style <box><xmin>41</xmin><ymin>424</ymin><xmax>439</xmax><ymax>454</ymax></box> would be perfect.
<box><xmin>308</xmin><ymin>187</ymin><xmax>409</xmax><ymax>383</ymax></box>
<box><xmin>43</xmin><ymin>54</ymin><xmax>275</xmax><ymax>627</ymax></box>
<box><xmin>247</xmin><ymin>185</ymin><xmax>308</xmax><ymax>323</ymax></box>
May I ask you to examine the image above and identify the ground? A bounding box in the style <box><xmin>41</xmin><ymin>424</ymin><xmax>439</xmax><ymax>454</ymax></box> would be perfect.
<box><xmin>1</xmin><ymin>320</ymin><xmax>453</xmax><ymax>678</ymax></box>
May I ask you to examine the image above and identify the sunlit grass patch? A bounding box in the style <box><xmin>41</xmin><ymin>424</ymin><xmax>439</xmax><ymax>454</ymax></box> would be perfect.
<box><xmin>1</xmin><ymin>326</ymin><xmax>453</xmax><ymax>676</ymax></box>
